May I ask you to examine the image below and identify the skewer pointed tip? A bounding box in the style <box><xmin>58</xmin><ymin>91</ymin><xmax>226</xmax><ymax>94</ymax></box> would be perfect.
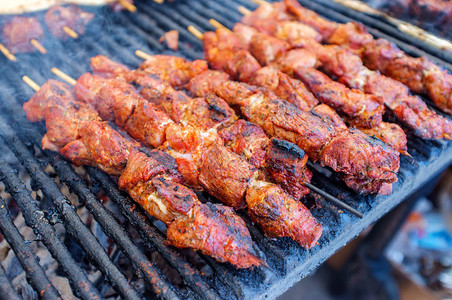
<box><xmin>30</xmin><ymin>39</ymin><xmax>47</xmax><ymax>54</ymax></box>
<box><xmin>22</xmin><ymin>76</ymin><xmax>40</xmax><ymax>92</ymax></box>
<box><xmin>209</xmin><ymin>19</ymin><xmax>229</xmax><ymax>31</ymax></box>
<box><xmin>62</xmin><ymin>26</ymin><xmax>78</xmax><ymax>39</ymax></box>
<box><xmin>118</xmin><ymin>0</ymin><xmax>137</xmax><ymax>12</ymax></box>
<box><xmin>0</xmin><ymin>43</ymin><xmax>17</xmax><ymax>62</ymax></box>
<box><xmin>51</xmin><ymin>67</ymin><xmax>77</xmax><ymax>86</ymax></box>
<box><xmin>238</xmin><ymin>6</ymin><xmax>252</xmax><ymax>16</ymax></box>
<box><xmin>135</xmin><ymin>49</ymin><xmax>152</xmax><ymax>60</ymax></box>
<box><xmin>399</xmin><ymin>150</ymin><xmax>412</xmax><ymax>158</ymax></box>
<box><xmin>444</xmin><ymin>134</ymin><xmax>452</xmax><ymax>141</ymax></box>
<box><xmin>303</xmin><ymin>181</ymin><xmax>363</xmax><ymax>218</ymax></box>
<box><xmin>187</xmin><ymin>25</ymin><xmax>204</xmax><ymax>40</ymax></box>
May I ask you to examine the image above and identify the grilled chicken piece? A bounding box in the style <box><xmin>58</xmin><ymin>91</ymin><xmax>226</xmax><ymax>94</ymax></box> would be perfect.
<box><xmin>203</xmin><ymin>29</ymin><xmax>261</xmax><ymax>83</ymax></box>
<box><xmin>159</xmin><ymin>30</ymin><xmax>179</xmax><ymax>51</ymax></box>
<box><xmin>138</xmin><ymin>55</ymin><xmax>208</xmax><ymax>88</ymax></box>
<box><xmin>44</xmin><ymin>5</ymin><xmax>94</xmax><ymax>39</ymax></box>
<box><xmin>24</xmin><ymin>80</ymin><xmax>262</xmax><ymax>269</ymax></box>
<box><xmin>2</xmin><ymin>16</ymin><xmax>44</xmax><ymax>53</ymax></box>
<box><xmin>246</xmin><ymin>179</ymin><xmax>321</xmax><ymax>248</ymax></box>
<box><xmin>251</xmin><ymin>66</ymin><xmax>319</xmax><ymax>111</ymax></box>
<box><xmin>296</xmin><ymin>67</ymin><xmax>384</xmax><ymax>128</ymax></box>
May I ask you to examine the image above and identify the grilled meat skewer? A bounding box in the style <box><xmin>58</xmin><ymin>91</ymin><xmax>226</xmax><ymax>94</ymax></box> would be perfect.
<box><xmin>254</xmin><ymin>0</ymin><xmax>452</xmax><ymax>115</ymax></box>
<box><xmin>231</xmin><ymin>15</ymin><xmax>452</xmax><ymax>141</ymax></box>
<box><xmin>73</xmin><ymin>64</ymin><xmax>323</xmax><ymax>249</ymax></box>
<box><xmin>23</xmin><ymin>79</ymin><xmax>263</xmax><ymax>268</ymax></box>
<box><xmin>2</xmin><ymin>16</ymin><xmax>44</xmax><ymax>54</ymax></box>
<box><xmin>91</xmin><ymin>54</ymin><xmax>313</xmax><ymax>200</ymax></box>
<box><xmin>45</xmin><ymin>5</ymin><xmax>94</xmax><ymax>39</ymax></box>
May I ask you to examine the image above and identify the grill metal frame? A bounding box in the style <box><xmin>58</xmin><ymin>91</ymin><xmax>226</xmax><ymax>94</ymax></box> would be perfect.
<box><xmin>0</xmin><ymin>0</ymin><xmax>451</xmax><ymax>299</ymax></box>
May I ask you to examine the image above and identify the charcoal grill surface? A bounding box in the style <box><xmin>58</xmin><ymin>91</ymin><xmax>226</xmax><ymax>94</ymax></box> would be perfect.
<box><xmin>0</xmin><ymin>0</ymin><xmax>452</xmax><ymax>299</ymax></box>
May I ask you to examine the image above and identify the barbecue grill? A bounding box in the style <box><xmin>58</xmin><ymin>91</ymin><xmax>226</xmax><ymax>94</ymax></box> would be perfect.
<box><xmin>1</xmin><ymin>0</ymin><xmax>452</xmax><ymax>299</ymax></box>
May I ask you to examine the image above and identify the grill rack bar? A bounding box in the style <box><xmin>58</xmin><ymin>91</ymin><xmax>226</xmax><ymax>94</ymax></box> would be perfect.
<box><xmin>0</xmin><ymin>117</ymin><xmax>146</xmax><ymax>300</ymax></box>
<box><xmin>0</xmin><ymin>158</ymin><xmax>101</xmax><ymax>300</ymax></box>
<box><xmin>0</xmin><ymin>256</ymin><xmax>24</xmax><ymax>300</ymax></box>
<box><xmin>0</xmin><ymin>196</ymin><xmax>61</xmax><ymax>300</ymax></box>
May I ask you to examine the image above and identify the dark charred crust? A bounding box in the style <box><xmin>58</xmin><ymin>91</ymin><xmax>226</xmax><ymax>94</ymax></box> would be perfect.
<box><xmin>147</xmin><ymin>149</ymin><xmax>178</xmax><ymax>170</ymax></box>
<box><xmin>270</xmin><ymin>139</ymin><xmax>306</xmax><ymax>159</ymax></box>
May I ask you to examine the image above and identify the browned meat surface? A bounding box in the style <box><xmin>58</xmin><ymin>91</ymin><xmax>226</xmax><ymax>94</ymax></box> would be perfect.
<box><xmin>91</xmin><ymin>55</ymin><xmax>130</xmax><ymax>78</ymax></box>
<box><xmin>44</xmin><ymin>5</ymin><xmax>94</xmax><ymax>39</ymax></box>
<box><xmin>341</xmin><ymin>175</ymin><xmax>393</xmax><ymax>195</ymax></box>
<box><xmin>186</xmin><ymin>70</ymin><xmax>230</xmax><ymax>97</ymax></box>
<box><xmin>310</xmin><ymin>104</ymin><xmax>348</xmax><ymax>132</ymax></box>
<box><xmin>24</xmin><ymin>80</ymin><xmax>262</xmax><ymax>269</ymax></box>
<box><xmin>272</xmin><ymin>49</ymin><xmax>319</xmax><ymax>76</ymax></box>
<box><xmin>363</xmin><ymin>39</ymin><xmax>452</xmax><ymax>114</ymax></box>
<box><xmin>300</xmin><ymin>40</ymin><xmax>452</xmax><ymax>139</ymax></box>
<box><xmin>139</xmin><ymin>55</ymin><xmax>208</xmax><ymax>88</ymax></box>
<box><xmin>249</xmin><ymin>31</ymin><xmax>291</xmax><ymax>66</ymax></box>
<box><xmin>279</xmin><ymin>0</ymin><xmax>452</xmax><ymax>114</ymax></box>
<box><xmin>203</xmin><ymin>29</ymin><xmax>261</xmax><ymax>82</ymax></box>
<box><xmin>61</xmin><ymin>120</ymin><xmax>134</xmax><ymax>175</ymax></box>
<box><xmin>167</xmin><ymin>203</ymin><xmax>263</xmax><ymax>268</ymax></box>
<box><xmin>251</xmin><ymin>66</ymin><xmax>319</xmax><ymax>111</ymax></box>
<box><xmin>360</xmin><ymin>122</ymin><xmax>408</xmax><ymax>155</ymax></box>
<box><xmin>2</xmin><ymin>17</ymin><xmax>44</xmax><ymax>53</ymax></box>
<box><xmin>284</xmin><ymin>0</ymin><xmax>338</xmax><ymax>37</ymax></box>
<box><xmin>23</xmin><ymin>80</ymin><xmax>100</xmax><ymax>152</ymax></box>
<box><xmin>296</xmin><ymin>67</ymin><xmax>384</xmax><ymax>128</ymax></box>
<box><xmin>219</xmin><ymin>119</ymin><xmax>268</xmax><ymax>169</ymax></box>
<box><xmin>321</xmin><ymin>129</ymin><xmax>399</xmax><ymax>182</ymax></box>
<box><xmin>246</xmin><ymin>180</ymin><xmax>321</xmax><ymax>248</ymax></box>
<box><xmin>199</xmin><ymin>143</ymin><xmax>256</xmax><ymax>209</ymax></box>
<box><xmin>264</xmin><ymin>138</ymin><xmax>312</xmax><ymax>199</ymax></box>
<box><xmin>215</xmin><ymin>81</ymin><xmax>399</xmax><ymax>186</ymax></box>
<box><xmin>159</xmin><ymin>30</ymin><xmax>179</xmax><ymax>51</ymax></box>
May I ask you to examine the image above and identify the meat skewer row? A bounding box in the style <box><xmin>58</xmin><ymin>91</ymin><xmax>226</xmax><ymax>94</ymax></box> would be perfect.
<box><xmin>104</xmin><ymin>53</ymin><xmax>363</xmax><ymax>217</ymax></box>
<box><xmin>186</xmin><ymin>26</ymin><xmax>400</xmax><ymax>195</ymax></box>
<box><xmin>207</xmin><ymin>22</ymin><xmax>408</xmax><ymax>156</ymax></box>
<box><xmin>233</xmin><ymin>9</ymin><xmax>452</xmax><ymax>141</ymax></box>
<box><xmin>22</xmin><ymin>75</ymin><xmax>263</xmax><ymax>269</ymax></box>
<box><xmin>247</xmin><ymin>0</ymin><xmax>452</xmax><ymax>115</ymax></box>
<box><xmin>52</xmin><ymin>66</ymin><xmax>324</xmax><ymax>249</ymax></box>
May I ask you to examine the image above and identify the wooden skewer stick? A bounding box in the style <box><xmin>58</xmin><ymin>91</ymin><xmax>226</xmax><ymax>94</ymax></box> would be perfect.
<box><xmin>187</xmin><ymin>25</ymin><xmax>204</xmax><ymax>40</ymax></box>
<box><xmin>51</xmin><ymin>67</ymin><xmax>77</xmax><ymax>86</ymax></box>
<box><xmin>135</xmin><ymin>50</ymin><xmax>152</xmax><ymax>60</ymax></box>
<box><xmin>250</xmin><ymin>0</ymin><xmax>271</xmax><ymax>6</ymax></box>
<box><xmin>153</xmin><ymin>0</ymin><xmax>164</xmax><ymax>3</ymax></box>
<box><xmin>238</xmin><ymin>6</ymin><xmax>252</xmax><ymax>16</ymax></box>
<box><xmin>118</xmin><ymin>0</ymin><xmax>137</xmax><ymax>12</ymax></box>
<box><xmin>0</xmin><ymin>43</ymin><xmax>17</xmax><ymax>62</ymax></box>
<box><xmin>209</xmin><ymin>19</ymin><xmax>229</xmax><ymax>31</ymax></box>
<box><xmin>30</xmin><ymin>39</ymin><xmax>47</xmax><ymax>54</ymax></box>
<box><xmin>63</xmin><ymin>26</ymin><xmax>79</xmax><ymax>39</ymax></box>
<box><xmin>22</xmin><ymin>76</ymin><xmax>40</xmax><ymax>91</ymax></box>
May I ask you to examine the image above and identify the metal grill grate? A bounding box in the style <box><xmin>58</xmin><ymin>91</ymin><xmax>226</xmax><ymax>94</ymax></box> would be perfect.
<box><xmin>0</xmin><ymin>0</ymin><xmax>452</xmax><ymax>299</ymax></box>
